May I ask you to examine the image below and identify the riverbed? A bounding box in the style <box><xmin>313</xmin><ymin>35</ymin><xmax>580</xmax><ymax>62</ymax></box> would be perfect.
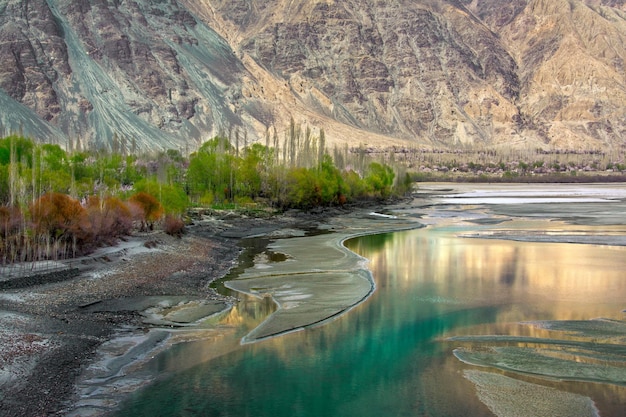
<box><xmin>76</xmin><ymin>183</ymin><xmax>626</xmax><ymax>417</ymax></box>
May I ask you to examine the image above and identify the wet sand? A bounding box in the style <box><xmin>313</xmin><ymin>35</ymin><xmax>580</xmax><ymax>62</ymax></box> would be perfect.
<box><xmin>227</xmin><ymin>212</ymin><xmax>423</xmax><ymax>343</ymax></box>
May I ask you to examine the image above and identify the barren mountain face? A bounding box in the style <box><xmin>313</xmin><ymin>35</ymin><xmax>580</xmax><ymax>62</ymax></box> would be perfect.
<box><xmin>1</xmin><ymin>0</ymin><xmax>246</xmax><ymax>151</ymax></box>
<box><xmin>0</xmin><ymin>0</ymin><xmax>624</xmax><ymax>151</ymax></box>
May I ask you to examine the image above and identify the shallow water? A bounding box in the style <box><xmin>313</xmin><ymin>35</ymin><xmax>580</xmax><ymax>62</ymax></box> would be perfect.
<box><xmin>115</xmin><ymin>185</ymin><xmax>626</xmax><ymax>417</ymax></box>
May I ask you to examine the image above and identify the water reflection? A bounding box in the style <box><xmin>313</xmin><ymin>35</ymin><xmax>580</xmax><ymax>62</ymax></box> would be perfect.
<box><xmin>118</xmin><ymin>220</ymin><xmax>626</xmax><ymax>417</ymax></box>
<box><xmin>347</xmin><ymin>228</ymin><xmax>626</xmax><ymax>322</ymax></box>
<box><xmin>346</xmin><ymin>226</ymin><xmax>626</xmax><ymax>416</ymax></box>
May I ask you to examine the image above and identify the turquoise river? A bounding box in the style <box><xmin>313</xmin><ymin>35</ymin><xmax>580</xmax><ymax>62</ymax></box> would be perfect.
<box><xmin>114</xmin><ymin>184</ymin><xmax>626</xmax><ymax>417</ymax></box>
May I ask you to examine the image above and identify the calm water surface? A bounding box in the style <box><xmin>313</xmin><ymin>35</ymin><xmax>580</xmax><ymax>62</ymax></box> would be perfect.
<box><xmin>117</xmin><ymin>221</ymin><xmax>626</xmax><ymax>416</ymax></box>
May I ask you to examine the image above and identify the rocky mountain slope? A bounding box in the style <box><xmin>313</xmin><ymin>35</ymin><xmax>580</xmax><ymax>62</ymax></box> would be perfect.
<box><xmin>0</xmin><ymin>0</ymin><xmax>624</xmax><ymax>152</ymax></box>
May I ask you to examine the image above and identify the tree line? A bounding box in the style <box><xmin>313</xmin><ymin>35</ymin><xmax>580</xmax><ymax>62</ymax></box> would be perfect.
<box><xmin>1</xmin><ymin>129</ymin><xmax>406</xmax><ymax>266</ymax></box>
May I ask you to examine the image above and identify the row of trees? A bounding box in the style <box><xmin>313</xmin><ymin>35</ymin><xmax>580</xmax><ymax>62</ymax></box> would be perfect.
<box><xmin>1</xmin><ymin>130</ymin><xmax>405</xmax><ymax>267</ymax></box>
<box><xmin>185</xmin><ymin>136</ymin><xmax>400</xmax><ymax>209</ymax></box>
<box><xmin>0</xmin><ymin>135</ymin><xmax>188</xmax><ymax>210</ymax></box>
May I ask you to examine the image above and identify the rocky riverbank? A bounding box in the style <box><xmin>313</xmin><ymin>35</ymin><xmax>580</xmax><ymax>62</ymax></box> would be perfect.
<box><xmin>0</xmin><ymin>209</ymin><xmax>311</xmax><ymax>417</ymax></box>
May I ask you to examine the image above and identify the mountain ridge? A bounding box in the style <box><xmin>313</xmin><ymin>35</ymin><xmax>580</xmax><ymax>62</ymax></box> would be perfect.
<box><xmin>1</xmin><ymin>0</ymin><xmax>624</xmax><ymax>152</ymax></box>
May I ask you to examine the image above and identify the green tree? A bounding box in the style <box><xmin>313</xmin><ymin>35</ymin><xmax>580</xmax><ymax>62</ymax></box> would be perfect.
<box><xmin>0</xmin><ymin>135</ymin><xmax>34</xmax><ymax>167</ymax></box>
<box><xmin>40</xmin><ymin>144</ymin><xmax>67</xmax><ymax>171</ymax></box>
<box><xmin>0</xmin><ymin>165</ymin><xmax>9</xmax><ymax>204</ymax></box>
<box><xmin>238</xmin><ymin>143</ymin><xmax>266</xmax><ymax>199</ymax></box>
<box><xmin>365</xmin><ymin>163</ymin><xmax>395</xmax><ymax>199</ymax></box>
<box><xmin>341</xmin><ymin>170</ymin><xmax>366</xmax><ymax>201</ymax></box>
<box><xmin>317</xmin><ymin>154</ymin><xmax>344</xmax><ymax>205</ymax></box>
<box><xmin>134</xmin><ymin>179</ymin><xmax>189</xmax><ymax>215</ymax></box>
<box><xmin>285</xmin><ymin>167</ymin><xmax>321</xmax><ymax>209</ymax></box>
<box><xmin>187</xmin><ymin>137</ymin><xmax>235</xmax><ymax>204</ymax></box>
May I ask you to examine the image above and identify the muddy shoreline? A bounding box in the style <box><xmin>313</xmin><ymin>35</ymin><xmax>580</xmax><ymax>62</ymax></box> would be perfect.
<box><xmin>0</xmin><ymin>208</ymin><xmax>329</xmax><ymax>417</ymax></box>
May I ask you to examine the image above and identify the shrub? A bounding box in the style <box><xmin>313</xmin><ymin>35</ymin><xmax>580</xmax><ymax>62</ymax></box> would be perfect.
<box><xmin>134</xmin><ymin>179</ymin><xmax>189</xmax><ymax>215</ymax></box>
<box><xmin>30</xmin><ymin>193</ymin><xmax>89</xmax><ymax>243</ymax></box>
<box><xmin>29</xmin><ymin>192</ymin><xmax>91</xmax><ymax>259</ymax></box>
<box><xmin>128</xmin><ymin>192</ymin><xmax>163</xmax><ymax>231</ymax></box>
<box><xmin>163</xmin><ymin>214</ymin><xmax>185</xmax><ymax>237</ymax></box>
<box><xmin>0</xmin><ymin>206</ymin><xmax>21</xmax><ymax>237</ymax></box>
<box><xmin>86</xmin><ymin>196</ymin><xmax>133</xmax><ymax>244</ymax></box>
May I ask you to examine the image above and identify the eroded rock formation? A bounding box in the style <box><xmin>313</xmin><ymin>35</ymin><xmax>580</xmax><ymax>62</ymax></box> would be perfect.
<box><xmin>0</xmin><ymin>0</ymin><xmax>624</xmax><ymax>151</ymax></box>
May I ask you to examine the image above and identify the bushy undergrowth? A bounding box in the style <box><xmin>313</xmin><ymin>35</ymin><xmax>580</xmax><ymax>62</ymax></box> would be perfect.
<box><xmin>1</xmin><ymin>191</ymin><xmax>165</xmax><ymax>264</ymax></box>
<box><xmin>0</xmin><ymin>132</ymin><xmax>401</xmax><ymax>264</ymax></box>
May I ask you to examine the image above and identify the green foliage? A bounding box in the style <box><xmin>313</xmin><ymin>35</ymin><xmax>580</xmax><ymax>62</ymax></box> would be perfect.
<box><xmin>395</xmin><ymin>172</ymin><xmax>414</xmax><ymax>196</ymax></box>
<box><xmin>0</xmin><ymin>133</ymin><xmax>405</xmax><ymax>212</ymax></box>
<box><xmin>0</xmin><ymin>130</ymin><xmax>408</xmax><ymax>264</ymax></box>
<box><xmin>365</xmin><ymin>162</ymin><xmax>395</xmax><ymax>199</ymax></box>
<box><xmin>0</xmin><ymin>135</ymin><xmax>34</xmax><ymax>167</ymax></box>
<box><xmin>0</xmin><ymin>165</ymin><xmax>8</xmax><ymax>203</ymax></box>
<box><xmin>285</xmin><ymin>167</ymin><xmax>321</xmax><ymax>209</ymax></box>
<box><xmin>40</xmin><ymin>144</ymin><xmax>67</xmax><ymax>171</ymax></box>
<box><xmin>187</xmin><ymin>137</ymin><xmax>236</xmax><ymax>204</ymax></box>
<box><xmin>183</xmin><ymin>133</ymin><xmax>402</xmax><ymax>209</ymax></box>
<box><xmin>238</xmin><ymin>143</ymin><xmax>266</xmax><ymax>198</ymax></box>
<box><xmin>134</xmin><ymin>179</ymin><xmax>189</xmax><ymax>215</ymax></box>
<box><xmin>318</xmin><ymin>154</ymin><xmax>343</xmax><ymax>204</ymax></box>
<box><xmin>342</xmin><ymin>170</ymin><xmax>366</xmax><ymax>199</ymax></box>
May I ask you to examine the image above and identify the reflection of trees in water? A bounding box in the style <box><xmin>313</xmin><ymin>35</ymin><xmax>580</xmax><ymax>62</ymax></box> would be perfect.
<box><xmin>117</xmin><ymin>221</ymin><xmax>626</xmax><ymax>417</ymax></box>
<box><xmin>499</xmin><ymin>247</ymin><xmax>521</xmax><ymax>286</ymax></box>
<box><xmin>345</xmin><ymin>232</ymin><xmax>394</xmax><ymax>254</ymax></box>
<box><xmin>238</xmin><ymin>293</ymin><xmax>277</xmax><ymax>321</ymax></box>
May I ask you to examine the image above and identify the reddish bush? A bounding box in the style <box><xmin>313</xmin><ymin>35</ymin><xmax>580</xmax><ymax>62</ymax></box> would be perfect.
<box><xmin>105</xmin><ymin>196</ymin><xmax>133</xmax><ymax>236</ymax></box>
<box><xmin>0</xmin><ymin>206</ymin><xmax>22</xmax><ymax>237</ymax></box>
<box><xmin>30</xmin><ymin>193</ymin><xmax>89</xmax><ymax>243</ymax></box>
<box><xmin>86</xmin><ymin>196</ymin><xmax>133</xmax><ymax>244</ymax></box>
<box><xmin>28</xmin><ymin>193</ymin><xmax>91</xmax><ymax>259</ymax></box>
<box><xmin>128</xmin><ymin>192</ymin><xmax>163</xmax><ymax>231</ymax></box>
<box><xmin>0</xmin><ymin>206</ymin><xmax>23</xmax><ymax>263</ymax></box>
<box><xmin>163</xmin><ymin>214</ymin><xmax>184</xmax><ymax>237</ymax></box>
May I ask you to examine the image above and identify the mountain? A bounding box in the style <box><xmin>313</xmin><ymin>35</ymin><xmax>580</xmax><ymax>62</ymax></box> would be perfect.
<box><xmin>1</xmin><ymin>0</ymin><xmax>625</xmax><ymax>152</ymax></box>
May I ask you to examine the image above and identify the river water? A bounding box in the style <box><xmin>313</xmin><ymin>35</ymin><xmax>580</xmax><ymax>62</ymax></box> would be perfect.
<box><xmin>115</xmin><ymin>184</ymin><xmax>626</xmax><ymax>417</ymax></box>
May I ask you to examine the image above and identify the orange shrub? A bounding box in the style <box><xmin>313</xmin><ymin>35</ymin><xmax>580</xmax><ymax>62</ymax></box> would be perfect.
<box><xmin>30</xmin><ymin>193</ymin><xmax>89</xmax><ymax>243</ymax></box>
<box><xmin>128</xmin><ymin>192</ymin><xmax>163</xmax><ymax>231</ymax></box>
<box><xmin>0</xmin><ymin>206</ymin><xmax>21</xmax><ymax>237</ymax></box>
